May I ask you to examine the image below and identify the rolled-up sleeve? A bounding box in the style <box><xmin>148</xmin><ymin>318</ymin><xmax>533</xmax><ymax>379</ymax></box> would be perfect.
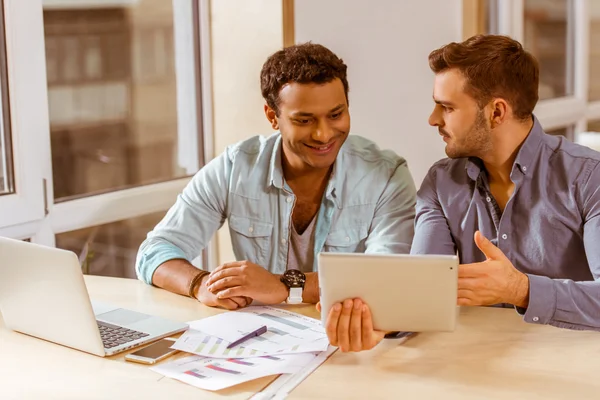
<box><xmin>135</xmin><ymin>150</ymin><xmax>232</xmax><ymax>284</ymax></box>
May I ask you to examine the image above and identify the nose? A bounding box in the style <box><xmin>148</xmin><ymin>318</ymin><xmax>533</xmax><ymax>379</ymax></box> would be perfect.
<box><xmin>429</xmin><ymin>106</ymin><xmax>442</xmax><ymax>127</ymax></box>
<box><xmin>311</xmin><ymin>119</ymin><xmax>335</xmax><ymax>143</ymax></box>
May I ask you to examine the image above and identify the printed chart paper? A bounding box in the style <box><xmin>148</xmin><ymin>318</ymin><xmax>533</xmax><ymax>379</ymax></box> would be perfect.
<box><xmin>186</xmin><ymin>306</ymin><xmax>328</xmax><ymax>354</ymax></box>
<box><xmin>151</xmin><ymin>353</ymin><xmax>315</xmax><ymax>391</ymax></box>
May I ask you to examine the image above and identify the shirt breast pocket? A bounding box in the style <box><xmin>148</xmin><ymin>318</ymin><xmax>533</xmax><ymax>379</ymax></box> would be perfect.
<box><xmin>323</xmin><ymin>225</ymin><xmax>369</xmax><ymax>253</ymax></box>
<box><xmin>228</xmin><ymin>214</ymin><xmax>273</xmax><ymax>267</ymax></box>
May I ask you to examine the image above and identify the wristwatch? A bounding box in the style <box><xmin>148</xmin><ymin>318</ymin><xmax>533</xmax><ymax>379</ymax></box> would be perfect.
<box><xmin>280</xmin><ymin>269</ymin><xmax>306</xmax><ymax>304</ymax></box>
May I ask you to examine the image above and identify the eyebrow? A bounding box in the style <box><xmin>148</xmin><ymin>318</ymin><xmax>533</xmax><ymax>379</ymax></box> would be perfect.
<box><xmin>433</xmin><ymin>97</ymin><xmax>456</xmax><ymax>108</ymax></box>
<box><xmin>290</xmin><ymin>104</ymin><xmax>346</xmax><ymax>118</ymax></box>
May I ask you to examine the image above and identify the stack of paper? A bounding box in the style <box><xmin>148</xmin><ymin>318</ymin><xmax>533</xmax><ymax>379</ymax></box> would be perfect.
<box><xmin>151</xmin><ymin>306</ymin><xmax>334</xmax><ymax>391</ymax></box>
<box><xmin>152</xmin><ymin>352</ymin><xmax>317</xmax><ymax>392</ymax></box>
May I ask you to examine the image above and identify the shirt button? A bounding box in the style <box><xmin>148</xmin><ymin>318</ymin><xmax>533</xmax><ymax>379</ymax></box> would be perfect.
<box><xmin>345</xmin><ymin>236</ymin><xmax>351</xmax><ymax>242</ymax></box>
<box><xmin>281</xmin><ymin>239</ymin><xmax>287</xmax><ymax>244</ymax></box>
<box><xmin>522</xmin><ymin>166</ymin><xmax>527</xmax><ymax>172</ymax></box>
<box><xmin>248</xmin><ymin>226</ymin><xmax>254</xmax><ymax>233</ymax></box>
<box><xmin>486</xmin><ymin>197</ymin><xmax>491</xmax><ymax>203</ymax></box>
<box><xmin>502</xmin><ymin>234</ymin><xmax>508</xmax><ymax>240</ymax></box>
<box><xmin>286</xmin><ymin>197</ymin><xmax>293</xmax><ymax>203</ymax></box>
<box><xmin>532</xmin><ymin>316</ymin><xmax>539</xmax><ymax>322</ymax></box>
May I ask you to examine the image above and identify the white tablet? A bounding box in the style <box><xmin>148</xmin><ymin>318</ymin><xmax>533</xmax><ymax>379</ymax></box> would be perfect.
<box><xmin>318</xmin><ymin>252</ymin><xmax>459</xmax><ymax>332</ymax></box>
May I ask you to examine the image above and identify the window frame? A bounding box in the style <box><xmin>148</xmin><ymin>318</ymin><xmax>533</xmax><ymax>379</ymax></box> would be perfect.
<box><xmin>0</xmin><ymin>0</ymin><xmax>216</xmax><ymax>270</ymax></box>
<box><xmin>0</xmin><ymin>0</ymin><xmax>50</xmax><ymax>228</ymax></box>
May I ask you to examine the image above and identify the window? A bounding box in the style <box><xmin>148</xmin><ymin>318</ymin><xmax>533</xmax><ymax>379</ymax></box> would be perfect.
<box><xmin>44</xmin><ymin>3</ymin><xmax>199</xmax><ymax>201</ymax></box>
<box><xmin>579</xmin><ymin>120</ymin><xmax>600</xmax><ymax>153</ymax></box>
<box><xmin>0</xmin><ymin>21</ymin><xmax>12</xmax><ymax>196</ymax></box>
<box><xmin>0</xmin><ymin>0</ymin><xmax>48</xmax><ymax>227</ymax></box>
<box><xmin>523</xmin><ymin>0</ymin><xmax>573</xmax><ymax>100</ymax></box>
<box><xmin>588</xmin><ymin>120</ymin><xmax>600</xmax><ymax>132</ymax></box>
<box><xmin>547</xmin><ymin>125</ymin><xmax>575</xmax><ymax>140</ymax></box>
<box><xmin>0</xmin><ymin>0</ymin><xmax>215</xmax><ymax>276</ymax></box>
<box><xmin>0</xmin><ymin>128</ymin><xmax>12</xmax><ymax>195</ymax></box>
<box><xmin>589</xmin><ymin>3</ymin><xmax>600</xmax><ymax>101</ymax></box>
<box><xmin>56</xmin><ymin>211</ymin><xmax>166</xmax><ymax>278</ymax></box>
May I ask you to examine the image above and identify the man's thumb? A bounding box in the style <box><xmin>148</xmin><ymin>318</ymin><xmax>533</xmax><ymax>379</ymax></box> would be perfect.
<box><xmin>474</xmin><ymin>231</ymin><xmax>504</xmax><ymax>260</ymax></box>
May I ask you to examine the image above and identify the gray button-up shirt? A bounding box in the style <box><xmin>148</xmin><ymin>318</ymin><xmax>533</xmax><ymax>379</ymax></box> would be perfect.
<box><xmin>412</xmin><ymin>116</ymin><xmax>600</xmax><ymax>331</ymax></box>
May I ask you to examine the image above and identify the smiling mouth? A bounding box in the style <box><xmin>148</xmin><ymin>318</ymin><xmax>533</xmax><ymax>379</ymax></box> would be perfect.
<box><xmin>304</xmin><ymin>141</ymin><xmax>336</xmax><ymax>153</ymax></box>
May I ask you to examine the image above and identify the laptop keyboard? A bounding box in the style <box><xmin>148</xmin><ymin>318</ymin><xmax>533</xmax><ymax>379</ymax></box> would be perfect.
<box><xmin>97</xmin><ymin>320</ymin><xmax>149</xmax><ymax>349</ymax></box>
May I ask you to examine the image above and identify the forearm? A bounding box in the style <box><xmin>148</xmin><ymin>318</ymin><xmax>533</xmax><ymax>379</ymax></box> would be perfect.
<box><xmin>522</xmin><ymin>274</ymin><xmax>600</xmax><ymax>331</ymax></box>
<box><xmin>302</xmin><ymin>272</ymin><xmax>319</xmax><ymax>304</ymax></box>
<box><xmin>152</xmin><ymin>259</ymin><xmax>204</xmax><ymax>297</ymax></box>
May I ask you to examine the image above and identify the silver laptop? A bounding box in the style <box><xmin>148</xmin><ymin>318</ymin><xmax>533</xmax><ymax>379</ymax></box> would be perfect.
<box><xmin>318</xmin><ymin>252</ymin><xmax>459</xmax><ymax>332</ymax></box>
<box><xmin>0</xmin><ymin>237</ymin><xmax>188</xmax><ymax>357</ymax></box>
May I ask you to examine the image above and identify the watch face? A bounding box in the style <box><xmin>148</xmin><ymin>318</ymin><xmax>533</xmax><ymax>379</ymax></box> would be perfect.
<box><xmin>282</xmin><ymin>269</ymin><xmax>306</xmax><ymax>288</ymax></box>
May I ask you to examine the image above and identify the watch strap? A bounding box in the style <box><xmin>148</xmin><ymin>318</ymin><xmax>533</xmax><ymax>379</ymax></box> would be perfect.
<box><xmin>287</xmin><ymin>287</ymin><xmax>303</xmax><ymax>304</ymax></box>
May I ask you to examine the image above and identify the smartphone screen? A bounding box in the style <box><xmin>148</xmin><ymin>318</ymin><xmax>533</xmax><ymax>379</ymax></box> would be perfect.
<box><xmin>129</xmin><ymin>338</ymin><xmax>176</xmax><ymax>359</ymax></box>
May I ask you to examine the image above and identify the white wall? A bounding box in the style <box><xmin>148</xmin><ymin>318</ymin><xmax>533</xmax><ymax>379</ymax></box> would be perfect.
<box><xmin>208</xmin><ymin>0</ymin><xmax>462</xmax><ymax>264</ymax></box>
<box><xmin>294</xmin><ymin>0</ymin><xmax>462</xmax><ymax>186</ymax></box>
<box><xmin>210</xmin><ymin>0</ymin><xmax>283</xmax><ymax>265</ymax></box>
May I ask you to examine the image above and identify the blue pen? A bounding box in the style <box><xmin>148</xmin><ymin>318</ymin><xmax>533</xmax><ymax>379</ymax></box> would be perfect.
<box><xmin>226</xmin><ymin>325</ymin><xmax>268</xmax><ymax>349</ymax></box>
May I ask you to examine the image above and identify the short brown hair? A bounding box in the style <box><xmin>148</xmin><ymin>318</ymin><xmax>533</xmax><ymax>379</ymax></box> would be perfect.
<box><xmin>260</xmin><ymin>42</ymin><xmax>349</xmax><ymax>115</ymax></box>
<box><xmin>428</xmin><ymin>35</ymin><xmax>539</xmax><ymax>121</ymax></box>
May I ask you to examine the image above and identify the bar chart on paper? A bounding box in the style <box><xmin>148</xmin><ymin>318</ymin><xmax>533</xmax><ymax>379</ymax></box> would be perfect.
<box><xmin>184</xmin><ymin>368</ymin><xmax>206</xmax><ymax>379</ymax></box>
<box><xmin>151</xmin><ymin>353</ymin><xmax>314</xmax><ymax>391</ymax></box>
<box><xmin>186</xmin><ymin>306</ymin><xmax>330</xmax><ymax>355</ymax></box>
<box><xmin>154</xmin><ymin>306</ymin><xmax>335</xmax><ymax>391</ymax></box>
<box><xmin>172</xmin><ymin>330</ymin><xmax>266</xmax><ymax>359</ymax></box>
<box><xmin>206</xmin><ymin>363</ymin><xmax>243</xmax><ymax>375</ymax></box>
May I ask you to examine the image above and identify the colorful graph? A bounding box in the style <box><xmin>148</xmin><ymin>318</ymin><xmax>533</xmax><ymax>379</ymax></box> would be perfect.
<box><xmin>261</xmin><ymin>355</ymin><xmax>282</xmax><ymax>361</ymax></box>
<box><xmin>206</xmin><ymin>364</ymin><xmax>242</xmax><ymax>375</ymax></box>
<box><xmin>227</xmin><ymin>358</ymin><xmax>255</xmax><ymax>366</ymax></box>
<box><xmin>184</xmin><ymin>369</ymin><xmax>206</xmax><ymax>379</ymax></box>
<box><xmin>268</xmin><ymin>327</ymin><xmax>288</xmax><ymax>336</ymax></box>
<box><xmin>195</xmin><ymin>335</ymin><xmax>211</xmax><ymax>353</ymax></box>
<box><xmin>258</xmin><ymin>313</ymin><xmax>309</xmax><ymax>330</ymax></box>
<box><xmin>209</xmin><ymin>338</ymin><xmax>222</xmax><ymax>355</ymax></box>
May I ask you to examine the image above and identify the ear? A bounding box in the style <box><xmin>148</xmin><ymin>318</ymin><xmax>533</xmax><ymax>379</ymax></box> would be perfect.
<box><xmin>489</xmin><ymin>98</ymin><xmax>509</xmax><ymax>129</ymax></box>
<box><xmin>264</xmin><ymin>104</ymin><xmax>279</xmax><ymax>130</ymax></box>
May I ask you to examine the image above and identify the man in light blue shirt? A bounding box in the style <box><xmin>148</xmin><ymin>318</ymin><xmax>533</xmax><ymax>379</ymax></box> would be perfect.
<box><xmin>136</xmin><ymin>43</ymin><xmax>416</xmax><ymax>309</ymax></box>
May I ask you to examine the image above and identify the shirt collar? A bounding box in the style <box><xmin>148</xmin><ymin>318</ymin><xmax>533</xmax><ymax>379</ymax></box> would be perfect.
<box><xmin>513</xmin><ymin>115</ymin><xmax>544</xmax><ymax>176</ymax></box>
<box><xmin>466</xmin><ymin>157</ymin><xmax>484</xmax><ymax>182</ymax></box>
<box><xmin>267</xmin><ymin>134</ymin><xmax>285</xmax><ymax>189</ymax></box>
<box><xmin>267</xmin><ymin>133</ymin><xmax>342</xmax><ymax>208</ymax></box>
<box><xmin>465</xmin><ymin>114</ymin><xmax>544</xmax><ymax>181</ymax></box>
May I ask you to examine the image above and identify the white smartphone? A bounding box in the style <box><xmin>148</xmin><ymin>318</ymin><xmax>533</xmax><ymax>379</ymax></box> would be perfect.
<box><xmin>124</xmin><ymin>338</ymin><xmax>178</xmax><ymax>365</ymax></box>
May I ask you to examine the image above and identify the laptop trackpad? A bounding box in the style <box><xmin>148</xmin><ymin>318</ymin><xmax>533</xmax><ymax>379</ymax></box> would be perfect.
<box><xmin>96</xmin><ymin>308</ymin><xmax>151</xmax><ymax>326</ymax></box>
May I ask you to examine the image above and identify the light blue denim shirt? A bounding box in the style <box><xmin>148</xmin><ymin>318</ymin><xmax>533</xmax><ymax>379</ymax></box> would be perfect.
<box><xmin>136</xmin><ymin>133</ymin><xmax>416</xmax><ymax>284</ymax></box>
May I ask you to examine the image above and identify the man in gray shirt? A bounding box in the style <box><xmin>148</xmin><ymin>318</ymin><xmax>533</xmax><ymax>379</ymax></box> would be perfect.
<box><xmin>324</xmin><ymin>34</ymin><xmax>600</xmax><ymax>353</ymax></box>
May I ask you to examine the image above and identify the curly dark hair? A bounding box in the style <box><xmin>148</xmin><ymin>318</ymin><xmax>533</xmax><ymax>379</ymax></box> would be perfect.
<box><xmin>260</xmin><ymin>42</ymin><xmax>349</xmax><ymax>115</ymax></box>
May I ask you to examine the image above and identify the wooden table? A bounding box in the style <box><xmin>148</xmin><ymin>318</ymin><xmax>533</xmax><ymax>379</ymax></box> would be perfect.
<box><xmin>1</xmin><ymin>276</ymin><xmax>599</xmax><ymax>399</ymax></box>
<box><xmin>291</xmin><ymin>307</ymin><xmax>600</xmax><ymax>399</ymax></box>
<box><xmin>0</xmin><ymin>276</ymin><xmax>316</xmax><ymax>400</ymax></box>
